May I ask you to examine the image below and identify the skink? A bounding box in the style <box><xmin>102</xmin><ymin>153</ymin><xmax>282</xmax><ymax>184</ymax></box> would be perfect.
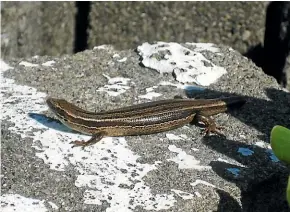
<box><xmin>46</xmin><ymin>96</ymin><xmax>246</xmax><ymax>148</ymax></box>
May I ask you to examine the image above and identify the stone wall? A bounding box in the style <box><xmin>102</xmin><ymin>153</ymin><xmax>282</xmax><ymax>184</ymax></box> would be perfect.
<box><xmin>1</xmin><ymin>2</ymin><xmax>268</xmax><ymax>59</ymax></box>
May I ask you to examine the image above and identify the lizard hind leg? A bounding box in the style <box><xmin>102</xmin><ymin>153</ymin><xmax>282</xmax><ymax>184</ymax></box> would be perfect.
<box><xmin>70</xmin><ymin>132</ymin><xmax>105</xmax><ymax>149</ymax></box>
<box><xmin>195</xmin><ymin>113</ymin><xmax>224</xmax><ymax>136</ymax></box>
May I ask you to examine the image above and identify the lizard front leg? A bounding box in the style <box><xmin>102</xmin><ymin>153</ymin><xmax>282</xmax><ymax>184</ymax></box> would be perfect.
<box><xmin>70</xmin><ymin>131</ymin><xmax>106</xmax><ymax>149</ymax></box>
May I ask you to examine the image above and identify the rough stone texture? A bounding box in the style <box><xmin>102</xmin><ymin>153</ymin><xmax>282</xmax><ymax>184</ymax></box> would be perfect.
<box><xmin>287</xmin><ymin>57</ymin><xmax>290</xmax><ymax>90</ymax></box>
<box><xmin>1</xmin><ymin>2</ymin><xmax>268</xmax><ymax>59</ymax></box>
<box><xmin>4</xmin><ymin>2</ymin><xmax>290</xmax><ymax>88</ymax></box>
<box><xmin>1</xmin><ymin>2</ymin><xmax>75</xmax><ymax>59</ymax></box>
<box><xmin>1</xmin><ymin>43</ymin><xmax>290</xmax><ymax>211</ymax></box>
<box><xmin>89</xmin><ymin>2</ymin><xmax>268</xmax><ymax>53</ymax></box>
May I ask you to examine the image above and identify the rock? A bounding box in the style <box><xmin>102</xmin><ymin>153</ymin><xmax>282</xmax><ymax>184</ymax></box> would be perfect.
<box><xmin>1</xmin><ymin>42</ymin><xmax>289</xmax><ymax>211</ymax></box>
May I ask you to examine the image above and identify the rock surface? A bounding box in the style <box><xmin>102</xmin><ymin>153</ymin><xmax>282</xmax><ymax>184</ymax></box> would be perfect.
<box><xmin>1</xmin><ymin>2</ymin><xmax>75</xmax><ymax>59</ymax></box>
<box><xmin>2</xmin><ymin>2</ymin><xmax>267</xmax><ymax>59</ymax></box>
<box><xmin>1</xmin><ymin>42</ymin><xmax>289</xmax><ymax>211</ymax></box>
<box><xmin>89</xmin><ymin>2</ymin><xmax>267</xmax><ymax>53</ymax></box>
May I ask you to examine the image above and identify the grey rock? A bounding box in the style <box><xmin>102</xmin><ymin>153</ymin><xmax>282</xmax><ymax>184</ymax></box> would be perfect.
<box><xmin>1</xmin><ymin>42</ymin><xmax>289</xmax><ymax>211</ymax></box>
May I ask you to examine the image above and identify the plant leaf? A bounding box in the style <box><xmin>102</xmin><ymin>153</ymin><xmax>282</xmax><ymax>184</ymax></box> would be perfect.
<box><xmin>270</xmin><ymin>125</ymin><xmax>290</xmax><ymax>164</ymax></box>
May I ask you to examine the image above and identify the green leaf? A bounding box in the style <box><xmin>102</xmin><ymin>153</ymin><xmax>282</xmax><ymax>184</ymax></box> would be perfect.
<box><xmin>270</xmin><ymin>125</ymin><xmax>290</xmax><ymax>164</ymax></box>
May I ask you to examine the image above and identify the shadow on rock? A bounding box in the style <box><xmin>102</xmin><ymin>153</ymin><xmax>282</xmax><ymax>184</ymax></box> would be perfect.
<box><xmin>204</xmin><ymin>133</ymin><xmax>289</xmax><ymax>211</ymax></box>
<box><xmin>28</xmin><ymin>113</ymin><xmax>77</xmax><ymax>134</ymax></box>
